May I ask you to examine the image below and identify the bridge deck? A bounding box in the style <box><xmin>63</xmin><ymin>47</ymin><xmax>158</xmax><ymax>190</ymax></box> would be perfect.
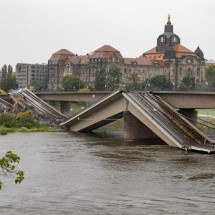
<box><xmin>61</xmin><ymin>90</ymin><xmax>215</xmax><ymax>153</ymax></box>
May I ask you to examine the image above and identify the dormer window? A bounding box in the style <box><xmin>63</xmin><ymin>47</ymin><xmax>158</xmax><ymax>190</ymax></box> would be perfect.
<box><xmin>160</xmin><ymin>36</ymin><xmax>165</xmax><ymax>42</ymax></box>
<box><xmin>172</xmin><ymin>36</ymin><xmax>177</xmax><ymax>43</ymax></box>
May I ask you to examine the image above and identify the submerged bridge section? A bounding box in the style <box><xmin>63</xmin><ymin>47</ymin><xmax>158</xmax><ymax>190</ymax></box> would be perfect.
<box><xmin>61</xmin><ymin>90</ymin><xmax>215</xmax><ymax>153</ymax></box>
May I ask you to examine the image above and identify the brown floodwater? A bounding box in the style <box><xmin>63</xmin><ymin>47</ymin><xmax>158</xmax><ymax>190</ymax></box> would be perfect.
<box><xmin>0</xmin><ymin>132</ymin><xmax>215</xmax><ymax>214</ymax></box>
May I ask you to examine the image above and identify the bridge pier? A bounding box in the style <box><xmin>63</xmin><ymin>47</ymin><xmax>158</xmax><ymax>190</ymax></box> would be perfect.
<box><xmin>60</xmin><ymin>101</ymin><xmax>70</xmax><ymax>115</ymax></box>
<box><xmin>178</xmin><ymin>108</ymin><xmax>198</xmax><ymax>125</ymax></box>
<box><xmin>123</xmin><ymin>111</ymin><xmax>158</xmax><ymax>140</ymax></box>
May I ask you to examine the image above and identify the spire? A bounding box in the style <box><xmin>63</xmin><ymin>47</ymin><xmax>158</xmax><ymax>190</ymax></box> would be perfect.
<box><xmin>194</xmin><ymin>46</ymin><xmax>204</xmax><ymax>61</ymax></box>
<box><xmin>164</xmin><ymin>14</ymin><xmax>173</xmax><ymax>33</ymax></box>
<box><xmin>167</xmin><ymin>14</ymin><xmax>171</xmax><ymax>24</ymax></box>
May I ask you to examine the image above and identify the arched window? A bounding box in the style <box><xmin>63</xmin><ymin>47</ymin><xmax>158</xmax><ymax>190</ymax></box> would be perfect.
<box><xmin>172</xmin><ymin>37</ymin><xmax>177</xmax><ymax>43</ymax></box>
<box><xmin>160</xmin><ymin>36</ymin><xmax>165</xmax><ymax>42</ymax></box>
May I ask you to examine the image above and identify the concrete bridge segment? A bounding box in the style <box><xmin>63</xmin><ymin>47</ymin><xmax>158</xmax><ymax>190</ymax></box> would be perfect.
<box><xmin>61</xmin><ymin>90</ymin><xmax>215</xmax><ymax>153</ymax></box>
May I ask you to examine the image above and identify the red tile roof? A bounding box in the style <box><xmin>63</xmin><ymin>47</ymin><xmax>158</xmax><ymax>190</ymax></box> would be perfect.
<box><xmin>172</xmin><ymin>44</ymin><xmax>193</xmax><ymax>53</ymax></box>
<box><xmin>67</xmin><ymin>55</ymin><xmax>90</xmax><ymax>65</ymax></box>
<box><xmin>92</xmin><ymin>45</ymin><xmax>123</xmax><ymax>59</ymax></box>
<box><xmin>144</xmin><ymin>47</ymin><xmax>158</xmax><ymax>54</ymax></box>
<box><xmin>143</xmin><ymin>44</ymin><xmax>196</xmax><ymax>61</ymax></box>
<box><xmin>124</xmin><ymin>56</ymin><xmax>155</xmax><ymax>66</ymax></box>
<box><xmin>53</xmin><ymin>49</ymin><xmax>74</xmax><ymax>55</ymax></box>
<box><xmin>137</xmin><ymin>55</ymin><xmax>154</xmax><ymax>66</ymax></box>
<box><xmin>49</xmin><ymin>49</ymin><xmax>75</xmax><ymax>61</ymax></box>
<box><xmin>124</xmin><ymin>58</ymin><xmax>136</xmax><ymax>64</ymax></box>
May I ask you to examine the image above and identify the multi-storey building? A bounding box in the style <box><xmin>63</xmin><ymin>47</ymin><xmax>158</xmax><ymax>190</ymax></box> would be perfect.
<box><xmin>143</xmin><ymin>15</ymin><xmax>205</xmax><ymax>88</ymax></box>
<box><xmin>47</xmin><ymin>16</ymin><xmax>206</xmax><ymax>91</ymax></box>
<box><xmin>16</xmin><ymin>63</ymin><xmax>48</xmax><ymax>90</ymax></box>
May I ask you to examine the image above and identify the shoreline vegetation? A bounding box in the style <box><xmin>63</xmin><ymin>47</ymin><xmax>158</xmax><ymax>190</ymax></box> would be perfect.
<box><xmin>1</xmin><ymin>106</ymin><xmax>215</xmax><ymax>135</ymax></box>
<box><xmin>0</xmin><ymin>126</ymin><xmax>61</xmax><ymax>134</ymax></box>
<box><xmin>0</xmin><ymin>113</ymin><xmax>61</xmax><ymax>135</ymax></box>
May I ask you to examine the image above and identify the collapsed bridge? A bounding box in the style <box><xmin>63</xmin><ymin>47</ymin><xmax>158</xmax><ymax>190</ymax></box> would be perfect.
<box><xmin>61</xmin><ymin>90</ymin><xmax>215</xmax><ymax>153</ymax></box>
<box><xmin>5</xmin><ymin>88</ymin><xmax>68</xmax><ymax>126</ymax></box>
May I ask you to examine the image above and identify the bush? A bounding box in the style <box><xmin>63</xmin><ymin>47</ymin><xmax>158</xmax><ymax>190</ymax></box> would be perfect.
<box><xmin>16</xmin><ymin>116</ymin><xmax>40</xmax><ymax>129</ymax></box>
<box><xmin>0</xmin><ymin>113</ymin><xmax>41</xmax><ymax>129</ymax></box>
<box><xmin>0</xmin><ymin>113</ymin><xmax>16</xmax><ymax>128</ymax></box>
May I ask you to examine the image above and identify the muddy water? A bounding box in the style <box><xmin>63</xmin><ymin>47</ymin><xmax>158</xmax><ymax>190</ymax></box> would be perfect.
<box><xmin>0</xmin><ymin>132</ymin><xmax>215</xmax><ymax>214</ymax></box>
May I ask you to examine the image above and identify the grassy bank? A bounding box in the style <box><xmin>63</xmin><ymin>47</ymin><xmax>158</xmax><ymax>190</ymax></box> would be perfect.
<box><xmin>0</xmin><ymin>113</ymin><xmax>61</xmax><ymax>135</ymax></box>
<box><xmin>50</xmin><ymin>101</ymin><xmax>84</xmax><ymax>115</ymax></box>
<box><xmin>198</xmin><ymin>109</ymin><xmax>215</xmax><ymax>116</ymax></box>
<box><xmin>0</xmin><ymin>126</ymin><xmax>60</xmax><ymax>134</ymax></box>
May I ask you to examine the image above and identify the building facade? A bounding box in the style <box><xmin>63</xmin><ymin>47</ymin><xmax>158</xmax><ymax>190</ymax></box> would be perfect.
<box><xmin>47</xmin><ymin>16</ymin><xmax>206</xmax><ymax>91</ymax></box>
<box><xmin>143</xmin><ymin>15</ymin><xmax>205</xmax><ymax>88</ymax></box>
<box><xmin>16</xmin><ymin>63</ymin><xmax>48</xmax><ymax>90</ymax></box>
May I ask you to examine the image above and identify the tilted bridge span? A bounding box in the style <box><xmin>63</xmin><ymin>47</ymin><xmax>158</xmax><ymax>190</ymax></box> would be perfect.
<box><xmin>61</xmin><ymin>90</ymin><xmax>215</xmax><ymax>153</ymax></box>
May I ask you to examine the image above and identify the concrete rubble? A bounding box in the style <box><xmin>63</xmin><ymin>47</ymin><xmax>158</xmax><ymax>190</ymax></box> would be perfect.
<box><xmin>0</xmin><ymin>88</ymin><xmax>68</xmax><ymax>128</ymax></box>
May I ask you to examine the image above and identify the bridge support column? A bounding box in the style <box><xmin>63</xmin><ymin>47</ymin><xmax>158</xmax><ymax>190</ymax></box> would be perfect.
<box><xmin>60</xmin><ymin>101</ymin><xmax>70</xmax><ymax>115</ymax></box>
<box><xmin>123</xmin><ymin>111</ymin><xmax>158</xmax><ymax>140</ymax></box>
<box><xmin>178</xmin><ymin>109</ymin><xmax>198</xmax><ymax>126</ymax></box>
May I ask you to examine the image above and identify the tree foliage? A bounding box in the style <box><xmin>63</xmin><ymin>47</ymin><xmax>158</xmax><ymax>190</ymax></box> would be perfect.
<box><xmin>62</xmin><ymin>75</ymin><xmax>84</xmax><ymax>91</ymax></box>
<box><xmin>0</xmin><ymin>65</ymin><xmax>18</xmax><ymax>91</ymax></box>
<box><xmin>94</xmin><ymin>66</ymin><xmax>122</xmax><ymax>91</ymax></box>
<box><xmin>144</xmin><ymin>75</ymin><xmax>173</xmax><ymax>91</ymax></box>
<box><xmin>106</xmin><ymin>66</ymin><xmax>122</xmax><ymax>91</ymax></box>
<box><xmin>1</xmin><ymin>65</ymin><xmax>7</xmax><ymax>79</ymax></box>
<box><xmin>205</xmin><ymin>65</ymin><xmax>215</xmax><ymax>91</ymax></box>
<box><xmin>0</xmin><ymin>113</ymin><xmax>40</xmax><ymax>129</ymax></box>
<box><xmin>94</xmin><ymin>67</ymin><xmax>106</xmax><ymax>91</ymax></box>
<box><xmin>0</xmin><ymin>151</ymin><xmax>25</xmax><ymax>190</ymax></box>
<box><xmin>125</xmin><ymin>72</ymin><xmax>142</xmax><ymax>91</ymax></box>
<box><xmin>178</xmin><ymin>75</ymin><xmax>195</xmax><ymax>91</ymax></box>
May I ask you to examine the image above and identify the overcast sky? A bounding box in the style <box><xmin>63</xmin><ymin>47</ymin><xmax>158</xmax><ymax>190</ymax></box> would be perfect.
<box><xmin>0</xmin><ymin>0</ymin><xmax>215</xmax><ymax>69</ymax></box>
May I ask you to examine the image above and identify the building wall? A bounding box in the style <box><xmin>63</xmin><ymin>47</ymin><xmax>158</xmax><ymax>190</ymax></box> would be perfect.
<box><xmin>48</xmin><ymin>57</ymin><xmax>205</xmax><ymax>90</ymax></box>
<box><xmin>48</xmin><ymin>60</ymin><xmax>67</xmax><ymax>91</ymax></box>
<box><xmin>166</xmin><ymin>57</ymin><xmax>205</xmax><ymax>89</ymax></box>
<box><xmin>16</xmin><ymin>63</ymin><xmax>48</xmax><ymax>90</ymax></box>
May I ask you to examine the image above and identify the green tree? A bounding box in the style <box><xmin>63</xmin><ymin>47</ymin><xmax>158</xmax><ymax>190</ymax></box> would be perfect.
<box><xmin>205</xmin><ymin>65</ymin><xmax>215</xmax><ymax>90</ymax></box>
<box><xmin>0</xmin><ymin>65</ymin><xmax>18</xmax><ymax>91</ymax></box>
<box><xmin>146</xmin><ymin>75</ymin><xmax>173</xmax><ymax>91</ymax></box>
<box><xmin>106</xmin><ymin>66</ymin><xmax>122</xmax><ymax>91</ymax></box>
<box><xmin>62</xmin><ymin>75</ymin><xmax>84</xmax><ymax>91</ymax></box>
<box><xmin>94</xmin><ymin>67</ymin><xmax>106</xmax><ymax>91</ymax></box>
<box><xmin>7</xmin><ymin>65</ymin><xmax>13</xmax><ymax>78</ymax></box>
<box><xmin>195</xmin><ymin>82</ymin><xmax>206</xmax><ymax>91</ymax></box>
<box><xmin>179</xmin><ymin>75</ymin><xmax>195</xmax><ymax>91</ymax></box>
<box><xmin>0</xmin><ymin>151</ymin><xmax>25</xmax><ymax>190</ymax></box>
<box><xmin>126</xmin><ymin>72</ymin><xmax>142</xmax><ymax>91</ymax></box>
<box><xmin>1</xmin><ymin>65</ymin><xmax>7</xmax><ymax>79</ymax></box>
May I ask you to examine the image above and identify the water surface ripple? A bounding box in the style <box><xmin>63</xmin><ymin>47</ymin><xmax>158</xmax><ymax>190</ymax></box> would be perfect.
<box><xmin>0</xmin><ymin>132</ymin><xmax>215</xmax><ymax>214</ymax></box>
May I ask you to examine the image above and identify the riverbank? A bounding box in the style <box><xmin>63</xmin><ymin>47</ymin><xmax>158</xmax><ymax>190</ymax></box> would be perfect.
<box><xmin>0</xmin><ymin>126</ymin><xmax>61</xmax><ymax>135</ymax></box>
<box><xmin>0</xmin><ymin>113</ymin><xmax>62</xmax><ymax>135</ymax></box>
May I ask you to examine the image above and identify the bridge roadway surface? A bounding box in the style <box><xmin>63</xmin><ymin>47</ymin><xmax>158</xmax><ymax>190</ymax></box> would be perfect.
<box><xmin>34</xmin><ymin>91</ymin><xmax>215</xmax><ymax>109</ymax></box>
<box><xmin>61</xmin><ymin>90</ymin><xmax>215</xmax><ymax>153</ymax></box>
<box><xmin>1</xmin><ymin>91</ymin><xmax>215</xmax><ymax>108</ymax></box>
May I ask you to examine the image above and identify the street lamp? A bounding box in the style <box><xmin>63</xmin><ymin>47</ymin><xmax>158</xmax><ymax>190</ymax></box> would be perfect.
<box><xmin>206</xmin><ymin>82</ymin><xmax>208</xmax><ymax>91</ymax></box>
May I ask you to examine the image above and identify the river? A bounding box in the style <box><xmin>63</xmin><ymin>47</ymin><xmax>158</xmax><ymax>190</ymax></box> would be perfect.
<box><xmin>0</xmin><ymin>132</ymin><xmax>215</xmax><ymax>214</ymax></box>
